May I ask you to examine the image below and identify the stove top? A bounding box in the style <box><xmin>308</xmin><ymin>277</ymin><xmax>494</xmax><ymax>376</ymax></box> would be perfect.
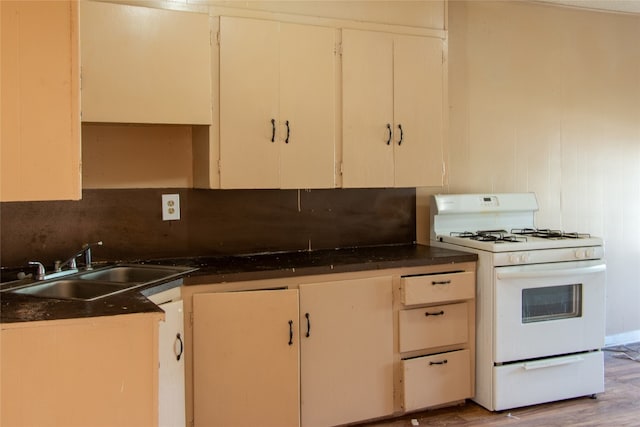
<box><xmin>430</xmin><ymin>193</ymin><xmax>603</xmax><ymax>253</ymax></box>
<box><xmin>435</xmin><ymin>230</ymin><xmax>603</xmax><ymax>252</ymax></box>
<box><xmin>451</xmin><ymin>228</ymin><xmax>591</xmax><ymax>243</ymax></box>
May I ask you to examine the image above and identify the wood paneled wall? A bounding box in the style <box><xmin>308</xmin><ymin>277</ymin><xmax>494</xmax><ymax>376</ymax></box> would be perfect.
<box><xmin>424</xmin><ymin>1</ymin><xmax>640</xmax><ymax>341</ymax></box>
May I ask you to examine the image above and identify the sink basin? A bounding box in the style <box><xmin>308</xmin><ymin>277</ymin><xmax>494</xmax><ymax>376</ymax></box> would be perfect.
<box><xmin>9</xmin><ymin>264</ymin><xmax>196</xmax><ymax>301</ymax></box>
<box><xmin>12</xmin><ymin>279</ymin><xmax>130</xmax><ymax>301</ymax></box>
<box><xmin>78</xmin><ymin>265</ymin><xmax>189</xmax><ymax>283</ymax></box>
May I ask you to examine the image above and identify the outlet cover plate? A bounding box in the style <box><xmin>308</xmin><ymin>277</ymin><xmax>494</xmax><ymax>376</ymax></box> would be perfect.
<box><xmin>162</xmin><ymin>194</ymin><xmax>180</xmax><ymax>221</ymax></box>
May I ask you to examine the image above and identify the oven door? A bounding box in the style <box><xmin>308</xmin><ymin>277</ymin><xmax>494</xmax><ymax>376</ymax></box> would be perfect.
<box><xmin>494</xmin><ymin>259</ymin><xmax>606</xmax><ymax>363</ymax></box>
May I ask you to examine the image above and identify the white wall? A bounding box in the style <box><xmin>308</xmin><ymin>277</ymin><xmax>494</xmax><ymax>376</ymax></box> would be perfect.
<box><xmin>435</xmin><ymin>0</ymin><xmax>640</xmax><ymax>343</ymax></box>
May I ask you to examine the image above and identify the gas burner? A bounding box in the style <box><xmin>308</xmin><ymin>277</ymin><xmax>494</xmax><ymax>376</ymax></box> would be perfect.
<box><xmin>511</xmin><ymin>228</ymin><xmax>591</xmax><ymax>240</ymax></box>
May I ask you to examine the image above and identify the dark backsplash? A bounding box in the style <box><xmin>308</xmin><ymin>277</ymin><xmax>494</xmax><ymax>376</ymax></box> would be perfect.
<box><xmin>0</xmin><ymin>188</ymin><xmax>416</xmax><ymax>269</ymax></box>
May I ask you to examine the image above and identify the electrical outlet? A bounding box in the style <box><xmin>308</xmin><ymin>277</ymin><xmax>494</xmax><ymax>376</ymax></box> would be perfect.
<box><xmin>162</xmin><ymin>194</ymin><xmax>180</xmax><ymax>221</ymax></box>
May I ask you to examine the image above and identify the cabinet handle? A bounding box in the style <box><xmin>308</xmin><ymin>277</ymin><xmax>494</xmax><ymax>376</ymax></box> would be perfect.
<box><xmin>397</xmin><ymin>124</ymin><xmax>403</xmax><ymax>145</ymax></box>
<box><xmin>271</xmin><ymin>119</ymin><xmax>276</xmax><ymax>142</ymax></box>
<box><xmin>305</xmin><ymin>312</ymin><xmax>311</xmax><ymax>337</ymax></box>
<box><xmin>288</xmin><ymin>320</ymin><xmax>294</xmax><ymax>346</ymax></box>
<box><xmin>386</xmin><ymin>123</ymin><xmax>392</xmax><ymax>145</ymax></box>
<box><xmin>432</xmin><ymin>280</ymin><xmax>451</xmax><ymax>286</ymax></box>
<box><xmin>285</xmin><ymin>120</ymin><xmax>290</xmax><ymax>144</ymax></box>
<box><xmin>175</xmin><ymin>333</ymin><xmax>184</xmax><ymax>361</ymax></box>
<box><xmin>429</xmin><ymin>359</ymin><xmax>448</xmax><ymax>366</ymax></box>
<box><xmin>425</xmin><ymin>310</ymin><xmax>445</xmax><ymax>317</ymax></box>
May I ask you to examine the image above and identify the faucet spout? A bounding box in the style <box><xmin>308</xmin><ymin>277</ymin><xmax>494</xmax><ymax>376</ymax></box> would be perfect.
<box><xmin>55</xmin><ymin>241</ymin><xmax>103</xmax><ymax>272</ymax></box>
<box><xmin>82</xmin><ymin>241</ymin><xmax>103</xmax><ymax>270</ymax></box>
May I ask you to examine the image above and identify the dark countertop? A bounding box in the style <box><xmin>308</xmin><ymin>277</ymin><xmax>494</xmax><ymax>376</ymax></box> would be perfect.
<box><xmin>1</xmin><ymin>244</ymin><xmax>476</xmax><ymax>324</ymax></box>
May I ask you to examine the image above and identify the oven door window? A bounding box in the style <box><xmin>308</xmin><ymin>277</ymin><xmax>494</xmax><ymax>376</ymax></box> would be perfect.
<box><xmin>522</xmin><ymin>284</ymin><xmax>582</xmax><ymax>323</ymax></box>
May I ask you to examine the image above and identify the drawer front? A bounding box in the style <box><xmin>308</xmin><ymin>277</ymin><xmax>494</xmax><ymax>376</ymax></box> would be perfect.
<box><xmin>402</xmin><ymin>349</ymin><xmax>471</xmax><ymax>411</ymax></box>
<box><xmin>493</xmin><ymin>351</ymin><xmax>604</xmax><ymax>411</ymax></box>
<box><xmin>401</xmin><ymin>271</ymin><xmax>474</xmax><ymax>305</ymax></box>
<box><xmin>399</xmin><ymin>302</ymin><xmax>468</xmax><ymax>353</ymax></box>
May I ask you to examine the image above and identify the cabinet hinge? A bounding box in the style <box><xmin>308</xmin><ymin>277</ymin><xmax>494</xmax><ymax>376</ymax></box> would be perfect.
<box><xmin>218</xmin><ymin>159</ymin><xmax>222</xmax><ymax>174</ymax></box>
<box><xmin>189</xmin><ymin>311</ymin><xmax>194</xmax><ymax>326</ymax></box>
<box><xmin>212</xmin><ymin>29</ymin><xmax>220</xmax><ymax>46</ymax></box>
<box><xmin>334</xmin><ymin>41</ymin><xmax>342</xmax><ymax>56</ymax></box>
<box><xmin>339</xmin><ymin>162</ymin><xmax>344</xmax><ymax>176</ymax></box>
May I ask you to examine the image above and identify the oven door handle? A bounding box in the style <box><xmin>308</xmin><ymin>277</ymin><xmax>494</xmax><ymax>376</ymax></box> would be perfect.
<box><xmin>497</xmin><ymin>264</ymin><xmax>605</xmax><ymax>280</ymax></box>
<box><xmin>522</xmin><ymin>355</ymin><xmax>584</xmax><ymax>370</ymax></box>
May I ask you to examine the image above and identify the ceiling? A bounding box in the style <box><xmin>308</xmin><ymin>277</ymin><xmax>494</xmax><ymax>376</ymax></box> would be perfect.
<box><xmin>537</xmin><ymin>0</ymin><xmax>640</xmax><ymax>14</ymax></box>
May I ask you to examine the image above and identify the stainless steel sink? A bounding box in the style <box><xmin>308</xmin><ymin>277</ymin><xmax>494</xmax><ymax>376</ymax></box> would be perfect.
<box><xmin>12</xmin><ymin>279</ymin><xmax>130</xmax><ymax>301</ymax></box>
<box><xmin>78</xmin><ymin>265</ymin><xmax>190</xmax><ymax>283</ymax></box>
<box><xmin>9</xmin><ymin>264</ymin><xmax>195</xmax><ymax>301</ymax></box>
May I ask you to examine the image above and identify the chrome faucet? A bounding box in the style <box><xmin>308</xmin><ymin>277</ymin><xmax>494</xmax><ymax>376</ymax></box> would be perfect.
<box><xmin>26</xmin><ymin>241</ymin><xmax>103</xmax><ymax>281</ymax></box>
<box><xmin>55</xmin><ymin>241</ymin><xmax>103</xmax><ymax>272</ymax></box>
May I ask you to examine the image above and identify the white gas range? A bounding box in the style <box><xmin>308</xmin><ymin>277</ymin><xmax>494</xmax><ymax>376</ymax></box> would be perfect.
<box><xmin>430</xmin><ymin>193</ymin><xmax>606</xmax><ymax>411</ymax></box>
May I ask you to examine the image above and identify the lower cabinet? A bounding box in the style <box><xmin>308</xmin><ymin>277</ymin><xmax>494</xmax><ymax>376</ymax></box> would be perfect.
<box><xmin>0</xmin><ymin>312</ymin><xmax>162</xmax><ymax>427</ymax></box>
<box><xmin>192</xmin><ymin>289</ymin><xmax>300</xmax><ymax>427</ymax></box>
<box><xmin>397</xmin><ymin>271</ymin><xmax>476</xmax><ymax>411</ymax></box>
<box><xmin>158</xmin><ymin>299</ymin><xmax>186</xmax><ymax>427</ymax></box>
<box><xmin>299</xmin><ymin>276</ymin><xmax>394</xmax><ymax>427</ymax></box>
<box><xmin>186</xmin><ymin>262</ymin><xmax>475</xmax><ymax>427</ymax></box>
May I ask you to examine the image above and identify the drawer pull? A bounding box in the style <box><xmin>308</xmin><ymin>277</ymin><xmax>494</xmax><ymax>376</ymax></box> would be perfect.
<box><xmin>429</xmin><ymin>359</ymin><xmax>448</xmax><ymax>366</ymax></box>
<box><xmin>432</xmin><ymin>280</ymin><xmax>452</xmax><ymax>285</ymax></box>
<box><xmin>424</xmin><ymin>310</ymin><xmax>445</xmax><ymax>317</ymax></box>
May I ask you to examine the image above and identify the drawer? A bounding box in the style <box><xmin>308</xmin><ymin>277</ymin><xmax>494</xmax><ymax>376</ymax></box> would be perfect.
<box><xmin>399</xmin><ymin>302</ymin><xmax>468</xmax><ymax>353</ymax></box>
<box><xmin>402</xmin><ymin>349</ymin><xmax>471</xmax><ymax>411</ymax></box>
<box><xmin>401</xmin><ymin>271</ymin><xmax>474</xmax><ymax>305</ymax></box>
<box><xmin>493</xmin><ymin>351</ymin><xmax>604</xmax><ymax>411</ymax></box>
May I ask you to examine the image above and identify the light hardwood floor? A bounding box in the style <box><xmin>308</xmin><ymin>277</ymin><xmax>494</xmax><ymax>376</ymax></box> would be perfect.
<box><xmin>356</xmin><ymin>344</ymin><xmax>640</xmax><ymax>427</ymax></box>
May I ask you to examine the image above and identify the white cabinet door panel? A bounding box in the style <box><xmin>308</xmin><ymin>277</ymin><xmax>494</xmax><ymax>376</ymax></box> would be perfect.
<box><xmin>158</xmin><ymin>300</ymin><xmax>186</xmax><ymax>427</ymax></box>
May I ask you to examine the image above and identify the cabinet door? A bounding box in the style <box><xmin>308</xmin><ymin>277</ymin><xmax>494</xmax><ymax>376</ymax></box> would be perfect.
<box><xmin>219</xmin><ymin>17</ymin><xmax>280</xmax><ymax>188</ymax></box>
<box><xmin>80</xmin><ymin>1</ymin><xmax>211</xmax><ymax>124</ymax></box>
<box><xmin>393</xmin><ymin>35</ymin><xmax>444</xmax><ymax>187</ymax></box>
<box><xmin>193</xmin><ymin>290</ymin><xmax>299</xmax><ymax>427</ymax></box>
<box><xmin>279</xmin><ymin>23</ymin><xmax>336</xmax><ymax>189</ymax></box>
<box><xmin>1</xmin><ymin>314</ymin><xmax>161</xmax><ymax>427</ymax></box>
<box><xmin>1</xmin><ymin>0</ymin><xmax>80</xmax><ymax>201</ymax></box>
<box><xmin>158</xmin><ymin>300</ymin><xmax>186</xmax><ymax>427</ymax></box>
<box><xmin>299</xmin><ymin>276</ymin><xmax>394</xmax><ymax>427</ymax></box>
<box><xmin>219</xmin><ymin>17</ymin><xmax>336</xmax><ymax>189</ymax></box>
<box><xmin>342</xmin><ymin>29</ymin><xmax>395</xmax><ymax>188</ymax></box>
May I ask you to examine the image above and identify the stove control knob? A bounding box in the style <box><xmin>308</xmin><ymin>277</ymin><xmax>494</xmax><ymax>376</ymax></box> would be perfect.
<box><xmin>509</xmin><ymin>253</ymin><xmax>529</xmax><ymax>264</ymax></box>
<box><xmin>575</xmin><ymin>249</ymin><xmax>586</xmax><ymax>259</ymax></box>
<box><xmin>585</xmin><ymin>248</ymin><xmax>595</xmax><ymax>258</ymax></box>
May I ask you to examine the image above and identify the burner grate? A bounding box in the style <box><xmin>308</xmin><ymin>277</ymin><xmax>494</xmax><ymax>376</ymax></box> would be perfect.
<box><xmin>511</xmin><ymin>228</ymin><xmax>591</xmax><ymax>239</ymax></box>
<box><xmin>451</xmin><ymin>230</ymin><xmax>527</xmax><ymax>243</ymax></box>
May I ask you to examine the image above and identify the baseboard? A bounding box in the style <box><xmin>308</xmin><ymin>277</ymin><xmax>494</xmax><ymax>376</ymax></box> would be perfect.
<box><xmin>605</xmin><ymin>330</ymin><xmax>640</xmax><ymax>347</ymax></box>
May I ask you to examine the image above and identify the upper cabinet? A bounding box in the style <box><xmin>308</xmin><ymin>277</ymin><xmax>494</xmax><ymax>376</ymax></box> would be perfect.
<box><xmin>80</xmin><ymin>1</ymin><xmax>212</xmax><ymax>125</ymax></box>
<box><xmin>342</xmin><ymin>29</ymin><xmax>445</xmax><ymax>188</ymax></box>
<box><xmin>1</xmin><ymin>0</ymin><xmax>81</xmax><ymax>201</ymax></box>
<box><xmin>218</xmin><ymin>16</ymin><xmax>337</xmax><ymax>189</ymax></box>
